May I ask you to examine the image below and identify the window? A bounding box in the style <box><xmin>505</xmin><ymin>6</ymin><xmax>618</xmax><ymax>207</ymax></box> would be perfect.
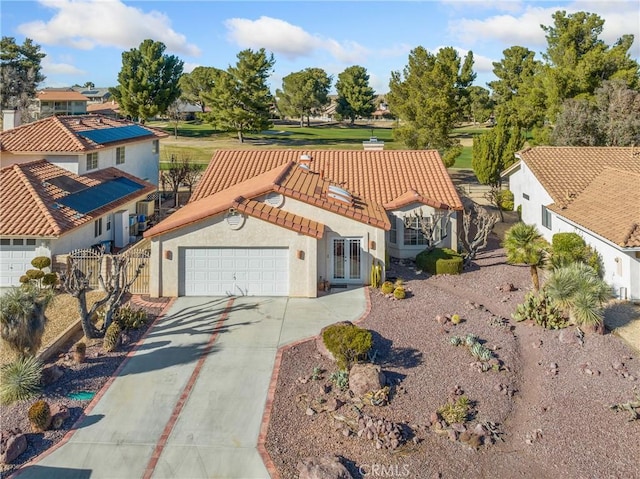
<box><xmin>542</xmin><ymin>206</ymin><xmax>552</xmax><ymax>229</ymax></box>
<box><xmin>106</xmin><ymin>215</ymin><xmax>111</xmax><ymax>231</ymax></box>
<box><xmin>523</xmin><ymin>193</ymin><xmax>530</xmax><ymax>200</ymax></box>
<box><xmin>152</xmin><ymin>139</ymin><xmax>159</xmax><ymax>154</ymax></box>
<box><xmin>86</xmin><ymin>152</ymin><xmax>98</xmax><ymax>170</ymax></box>
<box><xmin>13</xmin><ymin>239</ymin><xmax>23</xmax><ymax>246</ymax></box>
<box><xmin>389</xmin><ymin>215</ymin><xmax>397</xmax><ymax>244</ymax></box>
<box><xmin>26</xmin><ymin>239</ymin><xmax>36</xmax><ymax>245</ymax></box>
<box><xmin>403</xmin><ymin>217</ymin><xmax>428</xmax><ymax>246</ymax></box>
<box><xmin>0</xmin><ymin>239</ymin><xmax>10</xmax><ymax>246</ymax></box>
<box><xmin>116</xmin><ymin>146</ymin><xmax>125</xmax><ymax>164</ymax></box>
<box><xmin>94</xmin><ymin>218</ymin><xmax>103</xmax><ymax>237</ymax></box>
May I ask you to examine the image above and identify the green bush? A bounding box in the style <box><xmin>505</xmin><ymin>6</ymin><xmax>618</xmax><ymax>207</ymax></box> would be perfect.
<box><xmin>498</xmin><ymin>190</ymin><xmax>514</xmax><ymax>211</ymax></box>
<box><xmin>416</xmin><ymin>248</ymin><xmax>463</xmax><ymax>275</ymax></box>
<box><xmin>30</xmin><ymin>257</ymin><xmax>51</xmax><ymax>270</ymax></box>
<box><xmin>0</xmin><ymin>356</ymin><xmax>43</xmax><ymax>405</ymax></box>
<box><xmin>322</xmin><ymin>323</ymin><xmax>372</xmax><ymax>370</ymax></box>
<box><xmin>550</xmin><ymin>233</ymin><xmax>604</xmax><ymax>278</ymax></box>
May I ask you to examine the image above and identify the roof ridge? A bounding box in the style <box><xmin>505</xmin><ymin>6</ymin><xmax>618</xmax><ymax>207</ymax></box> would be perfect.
<box><xmin>54</xmin><ymin>116</ymin><xmax>88</xmax><ymax>150</ymax></box>
<box><xmin>12</xmin><ymin>163</ymin><xmax>63</xmax><ymax>235</ymax></box>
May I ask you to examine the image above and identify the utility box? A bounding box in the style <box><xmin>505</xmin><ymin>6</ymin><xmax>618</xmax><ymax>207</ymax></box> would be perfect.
<box><xmin>136</xmin><ymin>200</ymin><xmax>155</xmax><ymax>217</ymax></box>
<box><xmin>113</xmin><ymin>210</ymin><xmax>130</xmax><ymax>248</ymax></box>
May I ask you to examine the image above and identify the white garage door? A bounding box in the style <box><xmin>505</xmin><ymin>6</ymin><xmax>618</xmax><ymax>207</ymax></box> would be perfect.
<box><xmin>183</xmin><ymin>248</ymin><xmax>289</xmax><ymax>296</ymax></box>
<box><xmin>0</xmin><ymin>243</ymin><xmax>37</xmax><ymax>287</ymax></box>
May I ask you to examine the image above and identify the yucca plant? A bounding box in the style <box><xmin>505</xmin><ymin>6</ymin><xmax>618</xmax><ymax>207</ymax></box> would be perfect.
<box><xmin>0</xmin><ymin>356</ymin><xmax>43</xmax><ymax>405</ymax></box>
<box><xmin>502</xmin><ymin>223</ymin><xmax>548</xmax><ymax>291</ymax></box>
<box><xmin>545</xmin><ymin>263</ymin><xmax>611</xmax><ymax>329</ymax></box>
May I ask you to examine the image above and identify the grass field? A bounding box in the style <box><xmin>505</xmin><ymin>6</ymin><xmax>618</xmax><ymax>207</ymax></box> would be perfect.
<box><xmin>153</xmin><ymin>120</ymin><xmax>481</xmax><ymax>169</ymax></box>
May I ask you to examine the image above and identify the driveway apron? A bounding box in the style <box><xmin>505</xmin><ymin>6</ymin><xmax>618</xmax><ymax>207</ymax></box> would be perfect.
<box><xmin>14</xmin><ymin>288</ymin><xmax>366</xmax><ymax>479</ymax></box>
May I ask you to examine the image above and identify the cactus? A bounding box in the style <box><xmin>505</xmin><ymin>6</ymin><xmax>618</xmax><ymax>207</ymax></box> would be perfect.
<box><xmin>470</xmin><ymin>342</ymin><xmax>493</xmax><ymax>362</ymax></box>
<box><xmin>74</xmin><ymin>341</ymin><xmax>87</xmax><ymax>363</ymax></box>
<box><xmin>381</xmin><ymin>281</ymin><xmax>394</xmax><ymax>295</ymax></box>
<box><xmin>451</xmin><ymin>314</ymin><xmax>461</xmax><ymax>325</ymax></box>
<box><xmin>450</xmin><ymin>336</ymin><xmax>462</xmax><ymax>346</ymax></box>
<box><xmin>394</xmin><ymin>278</ymin><xmax>404</xmax><ymax>288</ymax></box>
<box><xmin>393</xmin><ymin>287</ymin><xmax>406</xmax><ymax>300</ymax></box>
<box><xmin>103</xmin><ymin>321</ymin><xmax>121</xmax><ymax>352</ymax></box>
<box><xmin>28</xmin><ymin>400</ymin><xmax>51</xmax><ymax>432</ymax></box>
<box><xmin>369</xmin><ymin>260</ymin><xmax>382</xmax><ymax>288</ymax></box>
<box><xmin>465</xmin><ymin>333</ymin><xmax>478</xmax><ymax>347</ymax></box>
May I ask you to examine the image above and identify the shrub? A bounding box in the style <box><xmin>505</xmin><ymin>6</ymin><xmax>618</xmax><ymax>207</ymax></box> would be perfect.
<box><xmin>0</xmin><ymin>356</ymin><xmax>42</xmax><ymax>405</ymax></box>
<box><xmin>416</xmin><ymin>248</ymin><xmax>463</xmax><ymax>275</ymax></box>
<box><xmin>512</xmin><ymin>291</ymin><xmax>568</xmax><ymax>329</ymax></box>
<box><xmin>25</xmin><ymin>269</ymin><xmax>45</xmax><ymax>282</ymax></box>
<box><xmin>550</xmin><ymin>232</ymin><xmax>604</xmax><ymax>278</ymax></box>
<box><xmin>30</xmin><ymin>257</ymin><xmax>51</xmax><ymax>270</ymax></box>
<box><xmin>498</xmin><ymin>190</ymin><xmax>514</xmax><ymax>211</ymax></box>
<box><xmin>115</xmin><ymin>304</ymin><xmax>149</xmax><ymax>330</ymax></box>
<box><xmin>393</xmin><ymin>287</ymin><xmax>406</xmax><ymax>300</ymax></box>
<box><xmin>28</xmin><ymin>399</ymin><xmax>51</xmax><ymax>432</ymax></box>
<box><xmin>42</xmin><ymin>273</ymin><xmax>58</xmax><ymax>287</ymax></box>
<box><xmin>381</xmin><ymin>281</ymin><xmax>394</xmax><ymax>295</ymax></box>
<box><xmin>322</xmin><ymin>323</ymin><xmax>372</xmax><ymax>370</ymax></box>
<box><xmin>438</xmin><ymin>395</ymin><xmax>471</xmax><ymax>425</ymax></box>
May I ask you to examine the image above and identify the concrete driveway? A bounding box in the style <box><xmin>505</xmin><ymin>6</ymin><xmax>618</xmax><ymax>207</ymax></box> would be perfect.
<box><xmin>14</xmin><ymin>288</ymin><xmax>367</xmax><ymax>479</ymax></box>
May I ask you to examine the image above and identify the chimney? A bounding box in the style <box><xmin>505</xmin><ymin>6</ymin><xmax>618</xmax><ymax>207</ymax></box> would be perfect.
<box><xmin>2</xmin><ymin>109</ymin><xmax>21</xmax><ymax>131</ymax></box>
<box><xmin>298</xmin><ymin>154</ymin><xmax>312</xmax><ymax>170</ymax></box>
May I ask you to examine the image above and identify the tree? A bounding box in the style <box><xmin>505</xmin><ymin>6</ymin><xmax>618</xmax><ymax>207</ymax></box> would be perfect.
<box><xmin>468</xmin><ymin>86</ymin><xmax>494</xmax><ymax>124</ymax></box>
<box><xmin>502</xmin><ymin>223</ymin><xmax>548</xmax><ymax>291</ymax></box>
<box><xmin>166</xmin><ymin>100</ymin><xmax>182</xmax><ymax>139</ymax></box>
<box><xmin>60</xmin><ymin>250</ymin><xmax>145</xmax><ymax>339</ymax></box>
<box><xmin>110</xmin><ymin>39</ymin><xmax>184</xmax><ymax>122</ymax></box>
<box><xmin>203</xmin><ymin>48</ymin><xmax>275</xmax><ymax>142</ymax></box>
<box><xmin>472</xmin><ymin>119</ymin><xmax>524</xmax><ymax>191</ymax></box>
<box><xmin>178</xmin><ymin>66</ymin><xmax>221</xmax><ymax>113</ymax></box>
<box><xmin>83</xmin><ymin>81</ymin><xmax>95</xmax><ymax>89</ymax></box>
<box><xmin>458</xmin><ymin>202</ymin><xmax>500</xmax><ymax>268</ymax></box>
<box><xmin>0</xmin><ymin>285</ymin><xmax>53</xmax><ymax>358</ymax></box>
<box><xmin>276</xmin><ymin>68</ymin><xmax>332</xmax><ymax>126</ymax></box>
<box><xmin>335</xmin><ymin>65</ymin><xmax>375</xmax><ymax>124</ymax></box>
<box><xmin>387</xmin><ymin>46</ymin><xmax>475</xmax><ymax>166</ymax></box>
<box><xmin>0</xmin><ymin>37</ymin><xmax>46</xmax><ymax>117</ymax></box>
<box><xmin>403</xmin><ymin>209</ymin><xmax>454</xmax><ymax>253</ymax></box>
<box><xmin>541</xmin><ymin>10</ymin><xmax>639</xmax><ymax>121</ymax></box>
<box><xmin>161</xmin><ymin>154</ymin><xmax>202</xmax><ymax>206</ymax></box>
<box><xmin>551</xmin><ymin>80</ymin><xmax>640</xmax><ymax>146</ymax></box>
<box><xmin>545</xmin><ymin>263</ymin><xmax>611</xmax><ymax>331</ymax></box>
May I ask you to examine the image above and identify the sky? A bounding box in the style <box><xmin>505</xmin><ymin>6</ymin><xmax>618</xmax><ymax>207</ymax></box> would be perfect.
<box><xmin>1</xmin><ymin>0</ymin><xmax>639</xmax><ymax>94</ymax></box>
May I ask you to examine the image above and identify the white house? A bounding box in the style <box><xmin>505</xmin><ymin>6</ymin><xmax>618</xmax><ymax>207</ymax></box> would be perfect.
<box><xmin>0</xmin><ymin>113</ymin><xmax>167</xmax><ymax>185</ymax></box>
<box><xmin>0</xmin><ymin>160</ymin><xmax>157</xmax><ymax>287</ymax></box>
<box><xmin>144</xmin><ymin>149</ymin><xmax>463</xmax><ymax>298</ymax></box>
<box><xmin>503</xmin><ymin>146</ymin><xmax>640</xmax><ymax>301</ymax></box>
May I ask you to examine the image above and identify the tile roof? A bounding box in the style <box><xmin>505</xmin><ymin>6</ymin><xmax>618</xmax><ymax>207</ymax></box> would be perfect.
<box><xmin>547</xmin><ymin>168</ymin><xmax>640</xmax><ymax>248</ymax></box>
<box><xmin>192</xmin><ymin>149</ymin><xmax>463</xmax><ymax>210</ymax></box>
<box><xmin>0</xmin><ymin>114</ymin><xmax>167</xmax><ymax>153</ymax></box>
<box><xmin>37</xmin><ymin>90</ymin><xmax>89</xmax><ymax>102</ymax></box>
<box><xmin>0</xmin><ymin>160</ymin><xmax>155</xmax><ymax>238</ymax></box>
<box><xmin>145</xmin><ymin>158</ymin><xmax>392</xmax><ymax>238</ymax></box>
<box><xmin>516</xmin><ymin>147</ymin><xmax>640</xmax><ymax>208</ymax></box>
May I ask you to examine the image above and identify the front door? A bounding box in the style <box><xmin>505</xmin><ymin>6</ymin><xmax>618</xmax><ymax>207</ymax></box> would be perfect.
<box><xmin>331</xmin><ymin>237</ymin><xmax>362</xmax><ymax>283</ymax></box>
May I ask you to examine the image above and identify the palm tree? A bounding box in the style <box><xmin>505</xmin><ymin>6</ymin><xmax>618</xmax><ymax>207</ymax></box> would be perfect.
<box><xmin>502</xmin><ymin>222</ymin><xmax>548</xmax><ymax>291</ymax></box>
<box><xmin>0</xmin><ymin>285</ymin><xmax>53</xmax><ymax>358</ymax></box>
<box><xmin>545</xmin><ymin>262</ymin><xmax>611</xmax><ymax>330</ymax></box>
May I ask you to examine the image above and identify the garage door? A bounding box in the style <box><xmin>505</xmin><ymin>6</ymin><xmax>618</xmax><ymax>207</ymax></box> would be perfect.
<box><xmin>0</xmin><ymin>242</ymin><xmax>37</xmax><ymax>287</ymax></box>
<box><xmin>183</xmin><ymin>248</ymin><xmax>289</xmax><ymax>296</ymax></box>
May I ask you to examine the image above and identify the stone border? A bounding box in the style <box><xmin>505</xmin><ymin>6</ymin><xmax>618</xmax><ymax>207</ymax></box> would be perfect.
<box><xmin>36</xmin><ymin>320</ymin><xmax>83</xmax><ymax>364</ymax></box>
<box><xmin>257</xmin><ymin>288</ymin><xmax>372</xmax><ymax>478</ymax></box>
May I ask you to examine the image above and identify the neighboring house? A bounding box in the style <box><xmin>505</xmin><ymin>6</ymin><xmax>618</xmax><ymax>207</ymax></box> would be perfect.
<box><xmin>0</xmin><ymin>160</ymin><xmax>156</xmax><ymax>287</ymax></box>
<box><xmin>144</xmin><ymin>150</ymin><xmax>462</xmax><ymax>298</ymax></box>
<box><xmin>34</xmin><ymin>89</ymin><xmax>89</xmax><ymax>118</ymax></box>
<box><xmin>503</xmin><ymin>146</ymin><xmax>640</xmax><ymax>301</ymax></box>
<box><xmin>0</xmin><ymin>113</ymin><xmax>168</xmax><ymax>185</ymax></box>
<box><xmin>72</xmin><ymin>86</ymin><xmax>112</xmax><ymax>104</ymax></box>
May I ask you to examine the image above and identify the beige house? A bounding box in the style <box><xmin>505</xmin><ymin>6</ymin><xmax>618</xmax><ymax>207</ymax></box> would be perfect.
<box><xmin>144</xmin><ymin>150</ymin><xmax>462</xmax><ymax>298</ymax></box>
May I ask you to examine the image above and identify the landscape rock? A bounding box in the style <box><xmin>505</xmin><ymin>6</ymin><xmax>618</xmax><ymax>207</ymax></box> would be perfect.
<box><xmin>558</xmin><ymin>329</ymin><xmax>581</xmax><ymax>345</ymax></box>
<box><xmin>497</xmin><ymin>282</ymin><xmax>516</xmax><ymax>293</ymax></box>
<box><xmin>41</xmin><ymin>364</ymin><xmax>64</xmax><ymax>386</ymax></box>
<box><xmin>0</xmin><ymin>429</ymin><xmax>27</xmax><ymax>464</ymax></box>
<box><xmin>348</xmin><ymin>363</ymin><xmax>386</xmax><ymax>397</ymax></box>
<box><xmin>297</xmin><ymin>456</ymin><xmax>353</xmax><ymax>479</ymax></box>
<box><xmin>324</xmin><ymin>397</ymin><xmax>343</xmax><ymax>412</ymax></box>
<box><xmin>50</xmin><ymin>403</ymin><xmax>70</xmax><ymax>429</ymax></box>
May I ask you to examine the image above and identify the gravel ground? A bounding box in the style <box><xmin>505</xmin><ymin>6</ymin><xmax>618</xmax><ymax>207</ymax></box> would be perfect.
<box><xmin>265</xmin><ymin>237</ymin><xmax>640</xmax><ymax>479</ymax></box>
<box><xmin>0</xmin><ymin>295</ymin><xmax>169</xmax><ymax>478</ymax></box>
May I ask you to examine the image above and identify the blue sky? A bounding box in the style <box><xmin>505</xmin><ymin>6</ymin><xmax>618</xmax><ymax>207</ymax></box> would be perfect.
<box><xmin>2</xmin><ymin>0</ymin><xmax>638</xmax><ymax>93</ymax></box>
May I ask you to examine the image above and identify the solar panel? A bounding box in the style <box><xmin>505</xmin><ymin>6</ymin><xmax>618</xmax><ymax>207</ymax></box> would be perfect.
<box><xmin>57</xmin><ymin>177</ymin><xmax>144</xmax><ymax>214</ymax></box>
<box><xmin>77</xmin><ymin>125</ymin><xmax>152</xmax><ymax>144</ymax></box>
<box><xmin>47</xmin><ymin>175</ymin><xmax>87</xmax><ymax>194</ymax></box>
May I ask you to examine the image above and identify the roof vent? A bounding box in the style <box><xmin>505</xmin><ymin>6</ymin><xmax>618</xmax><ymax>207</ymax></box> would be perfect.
<box><xmin>327</xmin><ymin>185</ymin><xmax>353</xmax><ymax>205</ymax></box>
<box><xmin>298</xmin><ymin>154</ymin><xmax>312</xmax><ymax>170</ymax></box>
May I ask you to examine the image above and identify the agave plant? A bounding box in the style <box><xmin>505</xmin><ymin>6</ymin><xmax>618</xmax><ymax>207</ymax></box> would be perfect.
<box><xmin>0</xmin><ymin>356</ymin><xmax>43</xmax><ymax>405</ymax></box>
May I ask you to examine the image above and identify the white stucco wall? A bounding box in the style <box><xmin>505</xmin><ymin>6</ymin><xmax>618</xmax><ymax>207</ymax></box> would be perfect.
<box><xmin>507</xmin><ymin>162</ymin><xmax>639</xmax><ymax>301</ymax></box>
<box><xmin>386</xmin><ymin>204</ymin><xmax>459</xmax><ymax>259</ymax></box>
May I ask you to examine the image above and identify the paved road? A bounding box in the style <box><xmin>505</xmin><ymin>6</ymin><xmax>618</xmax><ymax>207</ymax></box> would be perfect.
<box><xmin>14</xmin><ymin>289</ymin><xmax>366</xmax><ymax>479</ymax></box>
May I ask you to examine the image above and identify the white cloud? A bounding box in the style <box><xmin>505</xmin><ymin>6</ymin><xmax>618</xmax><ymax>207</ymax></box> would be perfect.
<box><xmin>18</xmin><ymin>0</ymin><xmax>200</xmax><ymax>56</ymax></box>
<box><xmin>440</xmin><ymin>0</ymin><xmax>524</xmax><ymax>14</ymax></box>
<box><xmin>377</xmin><ymin>43</ymin><xmax>414</xmax><ymax>59</ymax></box>
<box><xmin>183</xmin><ymin>62</ymin><xmax>201</xmax><ymax>74</ymax></box>
<box><xmin>225</xmin><ymin>16</ymin><xmax>369</xmax><ymax>64</ymax></box>
<box><xmin>448</xmin><ymin>2</ymin><xmax>639</xmax><ymax>52</ymax></box>
<box><xmin>41</xmin><ymin>55</ymin><xmax>85</xmax><ymax>76</ymax></box>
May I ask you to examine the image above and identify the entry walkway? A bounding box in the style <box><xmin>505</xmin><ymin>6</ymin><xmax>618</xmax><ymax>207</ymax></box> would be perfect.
<box><xmin>14</xmin><ymin>288</ymin><xmax>367</xmax><ymax>479</ymax></box>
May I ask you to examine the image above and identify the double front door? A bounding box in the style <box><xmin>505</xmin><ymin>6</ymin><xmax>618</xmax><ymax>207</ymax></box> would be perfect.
<box><xmin>331</xmin><ymin>237</ymin><xmax>362</xmax><ymax>283</ymax></box>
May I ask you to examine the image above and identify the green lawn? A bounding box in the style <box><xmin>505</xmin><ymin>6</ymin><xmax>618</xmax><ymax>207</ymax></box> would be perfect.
<box><xmin>452</xmin><ymin>146</ymin><xmax>473</xmax><ymax>169</ymax></box>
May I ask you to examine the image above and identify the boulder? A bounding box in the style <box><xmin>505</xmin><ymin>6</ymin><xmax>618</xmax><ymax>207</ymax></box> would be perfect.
<box><xmin>316</xmin><ymin>322</ymin><xmax>353</xmax><ymax>362</ymax></box>
<box><xmin>558</xmin><ymin>329</ymin><xmax>579</xmax><ymax>345</ymax></box>
<box><xmin>297</xmin><ymin>456</ymin><xmax>353</xmax><ymax>479</ymax></box>
<box><xmin>348</xmin><ymin>363</ymin><xmax>386</xmax><ymax>397</ymax></box>
<box><xmin>50</xmin><ymin>403</ymin><xmax>70</xmax><ymax>429</ymax></box>
<box><xmin>41</xmin><ymin>364</ymin><xmax>64</xmax><ymax>386</ymax></box>
<box><xmin>0</xmin><ymin>429</ymin><xmax>27</xmax><ymax>464</ymax></box>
